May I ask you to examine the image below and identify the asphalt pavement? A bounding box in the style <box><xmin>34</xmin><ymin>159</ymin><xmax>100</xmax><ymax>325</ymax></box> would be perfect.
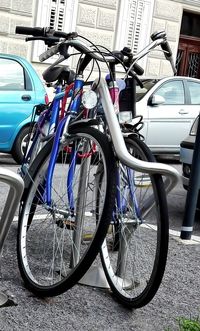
<box><xmin>0</xmin><ymin>157</ymin><xmax>199</xmax><ymax>331</ymax></box>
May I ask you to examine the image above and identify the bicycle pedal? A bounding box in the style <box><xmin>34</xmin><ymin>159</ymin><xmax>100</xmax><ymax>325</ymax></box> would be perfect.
<box><xmin>64</xmin><ymin>219</ymin><xmax>76</xmax><ymax>230</ymax></box>
<box><xmin>56</xmin><ymin>219</ymin><xmax>75</xmax><ymax>230</ymax></box>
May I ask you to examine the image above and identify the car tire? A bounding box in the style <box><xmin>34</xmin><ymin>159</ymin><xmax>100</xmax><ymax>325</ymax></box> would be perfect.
<box><xmin>12</xmin><ymin>126</ymin><xmax>31</xmax><ymax>164</ymax></box>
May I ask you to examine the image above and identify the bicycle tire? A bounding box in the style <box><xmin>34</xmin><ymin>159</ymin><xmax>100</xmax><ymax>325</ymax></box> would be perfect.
<box><xmin>100</xmin><ymin>136</ymin><xmax>169</xmax><ymax>308</ymax></box>
<box><xmin>17</xmin><ymin>126</ymin><xmax>116</xmax><ymax>297</ymax></box>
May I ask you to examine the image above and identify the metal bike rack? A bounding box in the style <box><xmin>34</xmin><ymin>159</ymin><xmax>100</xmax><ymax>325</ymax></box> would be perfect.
<box><xmin>181</xmin><ymin>115</ymin><xmax>200</xmax><ymax>240</ymax></box>
<box><xmin>0</xmin><ymin>167</ymin><xmax>24</xmax><ymax>306</ymax></box>
<box><xmin>79</xmin><ymin>264</ymin><xmax>110</xmax><ymax>288</ymax></box>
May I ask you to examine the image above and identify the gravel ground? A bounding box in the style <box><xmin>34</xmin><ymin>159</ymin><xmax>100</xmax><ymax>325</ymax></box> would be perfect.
<box><xmin>0</xmin><ymin>161</ymin><xmax>199</xmax><ymax>331</ymax></box>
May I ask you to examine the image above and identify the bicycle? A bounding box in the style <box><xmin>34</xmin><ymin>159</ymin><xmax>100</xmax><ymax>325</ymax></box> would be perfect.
<box><xmin>15</xmin><ymin>26</ymin><xmax>118</xmax><ymax>297</ymax></box>
<box><xmin>15</xmin><ymin>27</ymin><xmax>180</xmax><ymax>304</ymax></box>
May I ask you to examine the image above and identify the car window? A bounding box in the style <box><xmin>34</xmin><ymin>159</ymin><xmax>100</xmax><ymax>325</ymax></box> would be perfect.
<box><xmin>187</xmin><ymin>81</ymin><xmax>200</xmax><ymax>104</ymax></box>
<box><xmin>136</xmin><ymin>79</ymin><xmax>159</xmax><ymax>101</ymax></box>
<box><xmin>155</xmin><ymin>80</ymin><xmax>184</xmax><ymax>105</ymax></box>
<box><xmin>0</xmin><ymin>58</ymin><xmax>25</xmax><ymax>90</ymax></box>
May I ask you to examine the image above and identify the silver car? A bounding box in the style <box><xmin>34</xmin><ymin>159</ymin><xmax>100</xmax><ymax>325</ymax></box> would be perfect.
<box><xmin>132</xmin><ymin>76</ymin><xmax>200</xmax><ymax>156</ymax></box>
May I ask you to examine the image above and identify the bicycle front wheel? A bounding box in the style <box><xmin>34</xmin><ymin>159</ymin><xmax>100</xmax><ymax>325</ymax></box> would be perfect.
<box><xmin>17</xmin><ymin>126</ymin><xmax>116</xmax><ymax>297</ymax></box>
<box><xmin>100</xmin><ymin>136</ymin><xmax>169</xmax><ymax>308</ymax></box>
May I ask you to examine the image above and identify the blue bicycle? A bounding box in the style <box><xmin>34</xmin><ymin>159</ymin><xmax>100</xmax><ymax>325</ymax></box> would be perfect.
<box><xmin>16</xmin><ymin>26</ymin><xmax>117</xmax><ymax>297</ymax></box>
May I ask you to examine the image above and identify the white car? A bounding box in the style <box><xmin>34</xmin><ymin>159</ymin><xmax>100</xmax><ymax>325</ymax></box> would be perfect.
<box><xmin>119</xmin><ymin>76</ymin><xmax>200</xmax><ymax>156</ymax></box>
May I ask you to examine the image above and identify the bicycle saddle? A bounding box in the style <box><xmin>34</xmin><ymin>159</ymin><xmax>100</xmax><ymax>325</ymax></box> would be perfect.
<box><xmin>43</xmin><ymin>65</ymin><xmax>76</xmax><ymax>84</ymax></box>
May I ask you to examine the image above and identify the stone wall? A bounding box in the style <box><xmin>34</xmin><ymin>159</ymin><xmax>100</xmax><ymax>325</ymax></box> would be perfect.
<box><xmin>76</xmin><ymin>0</ymin><xmax>118</xmax><ymax>49</ymax></box>
<box><xmin>0</xmin><ymin>0</ymin><xmax>33</xmax><ymax>58</ymax></box>
<box><xmin>0</xmin><ymin>0</ymin><xmax>119</xmax><ymax>76</ymax></box>
<box><xmin>1</xmin><ymin>0</ymin><xmax>200</xmax><ymax>78</ymax></box>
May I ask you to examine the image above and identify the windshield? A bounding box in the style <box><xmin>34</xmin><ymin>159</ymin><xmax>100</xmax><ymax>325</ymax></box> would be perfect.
<box><xmin>136</xmin><ymin>79</ymin><xmax>159</xmax><ymax>101</ymax></box>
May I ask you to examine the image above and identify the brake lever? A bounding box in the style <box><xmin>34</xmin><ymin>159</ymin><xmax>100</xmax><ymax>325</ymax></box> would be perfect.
<box><xmin>25</xmin><ymin>36</ymin><xmax>61</xmax><ymax>47</ymax></box>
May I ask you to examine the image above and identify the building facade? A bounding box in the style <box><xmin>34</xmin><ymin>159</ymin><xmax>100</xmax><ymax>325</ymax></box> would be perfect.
<box><xmin>0</xmin><ymin>0</ymin><xmax>200</xmax><ymax>78</ymax></box>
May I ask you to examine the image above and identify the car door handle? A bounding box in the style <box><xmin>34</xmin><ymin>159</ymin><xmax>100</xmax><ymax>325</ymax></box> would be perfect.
<box><xmin>179</xmin><ymin>109</ymin><xmax>188</xmax><ymax>114</ymax></box>
<box><xmin>21</xmin><ymin>94</ymin><xmax>31</xmax><ymax>101</ymax></box>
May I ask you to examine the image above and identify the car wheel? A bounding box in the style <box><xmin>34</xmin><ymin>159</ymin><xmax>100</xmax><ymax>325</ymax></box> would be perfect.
<box><xmin>12</xmin><ymin>126</ymin><xmax>31</xmax><ymax>164</ymax></box>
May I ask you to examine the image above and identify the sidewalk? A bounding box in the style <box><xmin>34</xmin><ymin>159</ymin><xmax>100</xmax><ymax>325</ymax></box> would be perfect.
<box><xmin>0</xmin><ymin>163</ymin><xmax>199</xmax><ymax>331</ymax></box>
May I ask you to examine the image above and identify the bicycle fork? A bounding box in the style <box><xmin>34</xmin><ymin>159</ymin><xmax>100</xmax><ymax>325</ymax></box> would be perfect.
<box><xmin>70</xmin><ymin>140</ymin><xmax>91</xmax><ymax>267</ymax></box>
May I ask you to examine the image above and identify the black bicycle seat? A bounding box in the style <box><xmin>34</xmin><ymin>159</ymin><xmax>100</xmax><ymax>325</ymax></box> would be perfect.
<box><xmin>43</xmin><ymin>65</ymin><xmax>75</xmax><ymax>84</ymax></box>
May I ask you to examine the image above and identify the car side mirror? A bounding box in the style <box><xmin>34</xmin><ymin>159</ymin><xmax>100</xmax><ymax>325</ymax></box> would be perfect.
<box><xmin>149</xmin><ymin>94</ymin><xmax>165</xmax><ymax>106</ymax></box>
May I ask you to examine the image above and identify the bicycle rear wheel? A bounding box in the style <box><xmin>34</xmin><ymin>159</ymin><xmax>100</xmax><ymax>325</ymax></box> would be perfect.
<box><xmin>17</xmin><ymin>126</ymin><xmax>116</xmax><ymax>297</ymax></box>
<box><xmin>100</xmin><ymin>136</ymin><xmax>169</xmax><ymax>308</ymax></box>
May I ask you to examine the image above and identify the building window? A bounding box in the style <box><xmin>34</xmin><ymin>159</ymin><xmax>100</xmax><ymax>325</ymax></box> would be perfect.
<box><xmin>181</xmin><ymin>11</ymin><xmax>200</xmax><ymax>38</ymax></box>
<box><xmin>115</xmin><ymin>0</ymin><xmax>154</xmax><ymax>69</ymax></box>
<box><xmin>32</xmin><ymin>0</ymin><xmax>78</xmax><ymax>62</ymax></box>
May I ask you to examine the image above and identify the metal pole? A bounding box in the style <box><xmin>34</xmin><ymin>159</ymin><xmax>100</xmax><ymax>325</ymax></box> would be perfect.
<box><xmin>181</xmin><ymin>115</ymin><xmax>200</xmax><ymax>239</ymax></box>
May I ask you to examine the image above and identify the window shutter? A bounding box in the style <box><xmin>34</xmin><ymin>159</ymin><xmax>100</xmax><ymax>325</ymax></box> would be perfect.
<box><xmin>126</xmin><ymin>0</ymin><xmax>144</xmax><ymax>54</ymax></box>
<box><xmin>115</xmin><ymin>0</ymin><xmax>154</xmax><ymax>70</ymax></box>
<box><xmin>49</xmin><ymin>0</ymin><xmax>66</xmax><ymax>31</ymax></box>
<box><xmin>32</xmin><ymin>0</ymin><xmax>78</xmax><ymax>62</ymax></box>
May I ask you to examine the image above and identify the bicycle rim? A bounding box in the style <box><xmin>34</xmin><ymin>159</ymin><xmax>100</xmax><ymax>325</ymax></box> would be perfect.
<box><xmin>100</xmin><ymin>137</ymin><xmax>169</xmax><ymax>308</ymax></box>
<box><xmin>17</xmin><ymin>127</ymin><xmax>116</xmax><ymax>296</ymax></box>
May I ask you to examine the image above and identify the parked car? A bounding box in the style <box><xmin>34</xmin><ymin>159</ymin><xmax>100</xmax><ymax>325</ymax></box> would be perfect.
<box><xmin>180</xmin><ymin>115</ymin><xmax>200</xmax><ymax>209</ymax></box>
<box><xmin>0</xmin><ymin>53</ymin><xmax>48</xmax><ymax>163</ymax></box>
<box><xmin>120</xmin><ymin>76</ymin><xmax>200</xmax><ymax>157</ymax></box>
<box><xmin>180</xmin><ymin>115</ymin><xmax>198</xmax><ymax>189</ymax></box>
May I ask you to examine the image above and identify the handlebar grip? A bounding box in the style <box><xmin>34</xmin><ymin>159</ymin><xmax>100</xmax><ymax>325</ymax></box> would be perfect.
<box><xmin>161</xmin><ymin>40</ymin><xmax>172</xmax><ymax>59</ymax></box>
<box><xmin>151</xmin><ymin>30</ymin><xmax>166</xmax><ymax>41</ymax></box>
<box><xmin>133</xmin><ymin>63</ymin><xmax>144</xmax><ymax>76</ymax></box>
<box><xmin>15</xmin><ymin>26</ymin><xmax>45</xmax><ymax>36</ymax></box>
<box><xmin>39</xmin><ymin>44</ymin><xmax>60</xmax><ymax>62</ymax></box>
<box><xmin>161</xmin><ymin>40</ymin><xmax>177</xmax><ymax>75</ymax></box>
<box><xmin>53</xmin><ymin>31</ymin><xmax>78</xmax><ymax>39</ymax></box>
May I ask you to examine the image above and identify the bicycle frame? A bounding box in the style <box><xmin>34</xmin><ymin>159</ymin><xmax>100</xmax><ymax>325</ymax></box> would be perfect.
<box><xmin>44</xmin><ymin>77</ymin><xmax>85</xmax><ymax>206</ymax></box>
<box><xmin>96</xmin><ymin>78</ymin><xmax>180</xmax><ymax>195</ymax></box>
<box><xmin>21</xmin><ymin>88</ymin><xmax>65</xmax><ymax>172</ymax></box>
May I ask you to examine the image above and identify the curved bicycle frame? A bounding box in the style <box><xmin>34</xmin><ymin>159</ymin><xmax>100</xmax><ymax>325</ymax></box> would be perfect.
<box><xmin>97</xmin><ymin>77</ymin><xmax>180</xmax><ymax>194</ymax></box>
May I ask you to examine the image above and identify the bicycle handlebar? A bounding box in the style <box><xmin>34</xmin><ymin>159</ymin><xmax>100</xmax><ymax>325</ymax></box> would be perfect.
<box><xmin>160</xmin><ymin>40</ymin><xmax>177</xmax><ymax>74</ymax></box>
<box><xmin>16</xmin><ymin>25</ymin><xmax>176</xmax><ymax>75</ymax></box>
<box><xmin>150</xmin><ymin>30</ymin><xmax>176</xmax><ymax>74</ymax></box>
<box><xmin>15</xmin><ymin>26</ymin><xmax>50</xmax><ymax>36</ymax></box>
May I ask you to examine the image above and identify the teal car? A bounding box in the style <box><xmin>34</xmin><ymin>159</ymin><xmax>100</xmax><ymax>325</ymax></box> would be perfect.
<box><xmin>0</xmin><ymin>54</ymin><xmax>48</xmax><ymax>163</ymax></box>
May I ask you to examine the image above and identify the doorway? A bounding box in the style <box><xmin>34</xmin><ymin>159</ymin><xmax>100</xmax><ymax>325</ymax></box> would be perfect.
<box><xmin>176</xmin><ymin>11</ymin><xmax>200</xmax><ymax>78</ymax></box>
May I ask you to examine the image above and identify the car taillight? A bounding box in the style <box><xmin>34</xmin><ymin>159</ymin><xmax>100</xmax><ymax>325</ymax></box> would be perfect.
<box><xmin>45</xmin><ymin>94</ymin><xmax>49</xmax><ymax>104</ymax></box>
<box><xmin>190</xmin><ymin>115</ymin><xmax>199</xmax><ymax>136</ymax></box>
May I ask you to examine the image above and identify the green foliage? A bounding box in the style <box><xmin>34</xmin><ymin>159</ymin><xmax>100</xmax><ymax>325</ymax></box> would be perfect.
<box><xmin>165</xmin><ymin>316</ymin><xmax>200</xmax><ymax>331</ymax></box>
<box><xmin>178</xmin><ymin>317</ymin><xmax>200</xmax><ymax>331</ymax></box>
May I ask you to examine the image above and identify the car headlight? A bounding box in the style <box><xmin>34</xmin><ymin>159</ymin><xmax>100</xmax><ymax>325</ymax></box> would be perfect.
<box><xmin>190</xmin><ymin>116</ymin><xmax>199</xmax><ymax>136</ymax></box>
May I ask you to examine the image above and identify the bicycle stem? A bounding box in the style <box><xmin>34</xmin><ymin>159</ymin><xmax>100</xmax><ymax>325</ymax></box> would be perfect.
<box><xmin>97</xmin><ymin>78</ymin><xmax>180</xmax><ymax>194</ymax></box>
